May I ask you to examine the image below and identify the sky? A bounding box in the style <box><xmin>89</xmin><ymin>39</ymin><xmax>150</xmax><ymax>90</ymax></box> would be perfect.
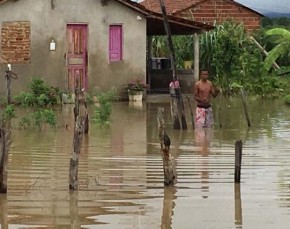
<box><xmin>230</xmin><ymin>0</ymin><xmax>290</xmax><ymax>13</ymax></box>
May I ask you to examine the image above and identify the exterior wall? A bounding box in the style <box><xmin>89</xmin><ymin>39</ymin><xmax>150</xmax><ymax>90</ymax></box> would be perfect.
<box><xmin>177</xmin><ymin>0</ymin><xmax>261</xmax><ymax>31</ymax></box>
<box><xmin>1</xmin><ymin>21</ymin><xmax>30</xmax><ymax>64</ymax></box>
<box><xmin>0</xmin><ymin>0</ymin><xmax>147</xmax><ymax>97</ymax></box>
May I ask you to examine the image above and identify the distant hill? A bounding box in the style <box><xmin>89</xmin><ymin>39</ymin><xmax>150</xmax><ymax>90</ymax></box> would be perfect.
<box><xmin>248</xmin><ymin>5</ymin><xmax>290</xmax><ymax>18</ymax></box>
<box><xmin>253</xmin><ymin>7</ymin><xmax>290</xmax><ymax>18</ymax></box>
<box><xmin>263</xmin><ymin>11</ymin><xmax>290</xmax><ymax>18</ymax></box>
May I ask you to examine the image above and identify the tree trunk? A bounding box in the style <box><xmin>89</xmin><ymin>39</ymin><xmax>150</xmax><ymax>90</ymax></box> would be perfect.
<box><xmin>159</xmin><ymin>0</ymin><xmax>187</xmax><ymax>130</ymax></box>
<box><xmin>240</xmin><ymin>89</ymin><xmax>251</xmax><ymax>127</ymax></box>
<box><xmin>194</xmin><ymin>33</ymin><xmax>200</xmax><ymax>82</ymax></box>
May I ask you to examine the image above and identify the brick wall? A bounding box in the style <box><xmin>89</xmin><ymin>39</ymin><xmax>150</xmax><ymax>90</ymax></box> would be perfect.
<box><xmin>176</xmin><ymin>0</ymin><xmax>261</xmax><ymax>31</ymax></box>
<box><xmin>1</xmin><ymin>21</ymin><xmax>30</xmax><ymax>64</ymax></box>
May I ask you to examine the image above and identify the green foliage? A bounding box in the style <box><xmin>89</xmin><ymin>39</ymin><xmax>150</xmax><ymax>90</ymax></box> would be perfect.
<box><xmin>263</xmin><ymin>28</ymin><xmax>290</xmax><ymax>72</ymax></box>
<box><xmin>173</xmin><ymin>35</ymin><xmax>194</xmax><ymax>68</ymax></box>
<box><xmin>85</xmin><ymin>93</ymin><xmax>94</xmax><ymax>105</ymax></box>
<box><xmin>198</xmin><ymin>20</ymin><xmax>265</xmax><ymax>95</ymax></box>
<box><xmin>93</xmin><ymin>88</ymin><xmax>117</xmax><ymax>124</ymax></box>
<box><xmin>2</xmin><ymin>104</ymin><xmax>16</xmax><ymax>121</ymax></box>
<box><xmin>283</xmin><ymin>94</ymin><xmax>290</xmax><ymax>105</ymax></box>
<box><xmin>0</xmin><ymin>96</ymin><xmax>6</xmax><ymax>107</ymax></box>
<box><xmin>19</xmin><ymin>109</ymin><xmax>57</xmax><ymax>130</ymax></box>
<box><xmin>249</xmin><ymin>75</ymin><xmax>289</xmax><ymax>98</ymax></box>
<box><xmin>151</xmin><ymin>36</ymin><xmax>170</xmax><ymax>57</ymax></box>
<box><xmin>19</xmin><ymin>116</ymin><xmax>31</xmax><ymax>129</ymax></box>
<box><xmin>151</xmin><ymin>35</ymin><xmax>194</xmax><ymax>69</ymax></box>
<box><xmin>261</xmin><ymin>17</ymin><xmax>290</xmax><ymax>30</ymax></box>
<box><xmin>14</xmin><ymin>77</ymin><xmax>60</xmax><ymax>106</ymax></box>
<box><xmin>150</xmin><ymin>19</ymin><xmax>290</xmax><ymax>99</ymax></box>
<box><xmin>14</xmin><ymin>92</ymin><xmax>36</xmax><ymax>106</ymax></box>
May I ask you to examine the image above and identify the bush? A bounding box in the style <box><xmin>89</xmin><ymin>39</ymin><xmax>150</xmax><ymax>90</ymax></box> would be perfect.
<box><xmin>93</xmin><ymin>88</ymin><xmax>117</xmax><ymax>124</ymax></box>
<box><xmin>283</xmin><ymin>95</ymin><xmax>290</xmax><ymax>105</ymax></box>
<box><xmin>14</xmin><ymin>77</ymin><xmax>60</xmax><ymax>106</ymax></box>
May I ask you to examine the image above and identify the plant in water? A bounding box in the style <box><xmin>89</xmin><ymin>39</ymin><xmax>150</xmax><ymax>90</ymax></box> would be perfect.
<box><xmin>31</xmin><ymin>109</ymin><xmax>57</xmax><ymax>129</ymax></box>
<box><xmin>0</xmin><ymin>104</ymin><xmax>16</xmax><ymax>128</ymax></box>
<box><xmin>13</xmin><ymin>77</ymin><xmax>60</xmax><ymax>106</ymax></box>
<box><xmin>18</xmin><ymin>108</ymin><xmax>57</xmax><ymax>130</ymax></box>
<box><xmin>0</xmin><ymin>96</ymin><xmax>6</xmax><ymax>107</ymax></box>
<box><xmin>19</xmin><ymin>116</ymin><xmax>31</xmax><ymax>129</ymax></box>
<box><xmin>93</xmin><ymin>88</ymin><xmax>117</xmax><ymax>124</ymax></box>
<box><xmin>2</xmin><ymin>105</ymin><xmax>16</xmax><ymax>121</ymax></box>
<box><xmin>125</xmin><ymin>79</ymin><xmax>148</xmax><ymax>95</ymax></box>
<box><xmin>283</xmin><ymin>95</ymin><xmax>290</xmax><ymax>105</ymax></box>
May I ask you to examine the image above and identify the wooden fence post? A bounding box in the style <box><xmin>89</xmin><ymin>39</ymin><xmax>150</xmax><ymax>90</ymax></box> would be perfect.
<box><xmin>69</xmin><ymin>116</ymin><xmax>85</xmax><ymax>190</ymax></box>
<box><xmin>69</xmin><ymin>72</ymin><xmax>87</xmax><ymax>190</ymax></box>
<box><xmin>157</xmin><ymin>107</ymin><xmax>176</xmax><ymax>185</ymax></box>
<box><xmin>234</xmin><ymin>140</ymin><xmax>243</xmax><ymax>183</ymax></box>
<box><xmin>0</xmin><ymin>128</ymin><xmax>11</xmax><ymax>193</ymax></box>
<box><xmin>4</xmin><ymin>64</ymin><xmax>17</xmax><ymax>105</ymax></box>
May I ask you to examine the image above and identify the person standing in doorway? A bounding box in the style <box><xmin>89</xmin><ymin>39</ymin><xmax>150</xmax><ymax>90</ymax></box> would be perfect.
<box><xmin>193</xmin><ymin>70</ymin><xmax>220</xmax><ymax>128</ymax></box>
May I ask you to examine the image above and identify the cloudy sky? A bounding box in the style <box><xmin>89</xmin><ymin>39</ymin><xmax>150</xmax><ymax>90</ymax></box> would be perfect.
<box><xmin>228</xmin><ymin>0</ymin><xmax>290</xmax><ymax>13</ymax></box>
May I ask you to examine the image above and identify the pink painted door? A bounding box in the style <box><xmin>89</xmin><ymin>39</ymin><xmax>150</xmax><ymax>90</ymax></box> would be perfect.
<box><xmin>66</xmin><ymin>24</ymin><xmax>88</xmax><ymax>92</ymax></box>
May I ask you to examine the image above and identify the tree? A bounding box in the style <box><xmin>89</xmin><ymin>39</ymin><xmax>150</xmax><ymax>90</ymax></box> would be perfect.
<box><xmin>264</xmin><ymin>28</ymin><xmax>290</xmax><ymax>71</ymax></box>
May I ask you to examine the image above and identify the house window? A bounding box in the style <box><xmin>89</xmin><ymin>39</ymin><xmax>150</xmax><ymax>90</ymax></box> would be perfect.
<box><xmin>109</xmin><ymin>25</ymin><xmax>122</xmax><ymax>62</ymax></box>
<box><xmin>1</xmin><ymin>21</ymin><xmax>31</xmax><ymax>64</ymax></box>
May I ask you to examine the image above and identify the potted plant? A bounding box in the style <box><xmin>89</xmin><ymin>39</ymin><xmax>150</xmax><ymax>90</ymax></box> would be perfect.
<box><xmin>125</xmin><ymin>79</ymin><xmax>148</xmax><ymax>101</ymax></box>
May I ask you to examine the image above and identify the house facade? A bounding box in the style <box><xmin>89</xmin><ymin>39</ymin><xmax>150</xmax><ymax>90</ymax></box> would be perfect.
<box><xmin>0</xmin><ymin>0</ymin><xmax>148</xmax><ymax>97</ymax></box>
<box><xmin>141</xmin><ymin>0</ymin><xmax>264</xmax><ymax>31</ymax></box>
<box><xmin>0</xmin><ymin>0</ymin><xmax>213</xmax><ymax>98</ymax></box>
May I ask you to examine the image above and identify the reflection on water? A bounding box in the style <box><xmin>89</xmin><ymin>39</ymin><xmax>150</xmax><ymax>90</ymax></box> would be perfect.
<box><xmin>0</xmin><ymin>97</ymin><xmax>290</xmax><ymax>228</ymax></box>
<box><xmin>235</xmin><ymin>183</ymin><xmax>243</xmax><ymax>228</ymax></box>
<box><xmin>194</xmin><ymin>127</ymin><xmax>213</xmax><ymax>199</ymax></box>
<box><xmin>161</xmin><ymin>186</ymin><xmax>176</xmax><ymax>229</ymax></box>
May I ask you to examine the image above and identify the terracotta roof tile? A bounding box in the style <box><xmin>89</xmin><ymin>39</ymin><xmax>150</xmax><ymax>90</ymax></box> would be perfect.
<box><xmin>140</xmin><ymin>0</ymin><xmax>202</xmax><ymax>14</ymax></box>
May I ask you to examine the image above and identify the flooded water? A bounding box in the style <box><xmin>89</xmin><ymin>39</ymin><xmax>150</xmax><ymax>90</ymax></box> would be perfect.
<box><xmin>1</xmin><ymin>96</ymin><xmax>290</xmax><ymax>228</ymax></box>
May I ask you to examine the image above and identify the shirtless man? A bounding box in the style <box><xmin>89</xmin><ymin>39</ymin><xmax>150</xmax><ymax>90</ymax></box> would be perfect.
<box><xmin>193</xmin><ymin>70</ymin><xmax>220</xmax><ymax>128</ymax></box>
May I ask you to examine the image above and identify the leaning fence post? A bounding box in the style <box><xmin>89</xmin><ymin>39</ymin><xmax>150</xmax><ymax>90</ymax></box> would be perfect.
<box><xmin>240</xmin><ymin>89</ymin><xmax>251</xmax><ymax>127</ymax></box>
<box><xmin>157</xmin><ymin>107</ymin><xmax>176</xmax><ymax>186</ymax></box>
<box><xmin>234</xmin><ymin>140</ymin><xmax>243</xmax><ymax>183</ymax></box>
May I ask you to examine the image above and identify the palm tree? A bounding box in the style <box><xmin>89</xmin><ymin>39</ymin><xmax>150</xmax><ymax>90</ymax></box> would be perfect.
<box><xmin>264</xmin><ymin>28</ymin><xmax>290</xmax><ymax>71</ymax></box>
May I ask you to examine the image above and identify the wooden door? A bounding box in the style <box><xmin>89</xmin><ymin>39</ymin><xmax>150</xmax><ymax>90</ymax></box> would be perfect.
<box><xmin>66</xmin><ymin>24</ymin><xmax>88</xmax><ymax>92</ymax></box>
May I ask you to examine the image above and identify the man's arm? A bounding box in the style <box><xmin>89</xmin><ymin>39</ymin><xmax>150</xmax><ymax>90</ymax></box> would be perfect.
<box><xmin>211</xmin><ymin>83</ymin><xmax>220</xmax><ymax>98</ymax></box>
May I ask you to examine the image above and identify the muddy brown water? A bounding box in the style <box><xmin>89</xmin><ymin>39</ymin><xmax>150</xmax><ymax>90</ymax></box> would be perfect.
<box><xmin>1</xmin><ymin>96</ymin><xmax>290</xmax><ymax>228</ymax></box>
